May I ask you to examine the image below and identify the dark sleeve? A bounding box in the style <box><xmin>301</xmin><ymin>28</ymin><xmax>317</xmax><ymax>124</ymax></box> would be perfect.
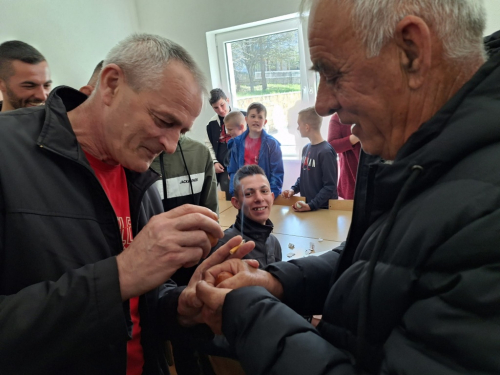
<box><xmin>266</xmin><ymin>250</ymin><xmax>340</xmax><ymax>315</ymax></box>
<box><xmin>268</xmin><ymin>140</ymin><xmax>284</xmax><ymax>197</ymax></box>
<box><xmin>308</xmin><ymin>147</ymin><xmax>338</xmax><ymax>211</ymax></box>
<box><xmin>227</xmin><ymin>141</ymin><xmax>240</xmax><ymax>196</ymax></box>
<box><xmin>327</xmin><ymin>114</ymin><xmax>355</xmax><ymax>154</ymax></box>
<box><xmin>157</xmin><ymin>281</ymin><xmax>214</xmax><ymax>343</ymax></box>
<box><xmin>291</xmin><ymin>177</ymin><xmax>301</xmax><ymax>194</ymax></box>
<box><xmin>0</xmin><ymin>257</ymin><xmax>128</xmax><ymax>371</ymax></box>
<box><xmin>222</xmin><ymin>286</ymin><xmax>356</xmax><ymax>375</ymax></box>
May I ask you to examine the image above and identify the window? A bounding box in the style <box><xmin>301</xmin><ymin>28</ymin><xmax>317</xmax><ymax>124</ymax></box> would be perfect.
<box><xmin>207</xmin><ymin>14</ymin><xmax>320</xmax><ymax>160</ymax></box>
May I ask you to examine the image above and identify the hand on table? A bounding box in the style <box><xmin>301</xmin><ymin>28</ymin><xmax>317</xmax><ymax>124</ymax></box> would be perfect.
<box><xmin>177</xmin><ymin>236</ymin><xmax>257</xmax><ymax>327</ymax></box>
<box><xmin>196</xmin><ymin>258</ymin><xmax>284</xmax><ymax>334</ymax></box>
<box><xmin>292</xmin><ymin>202</ymin><xmax>311</xmax><ymax>212</ymax></box>
<box><xmin>116</xmin><ymin>204</ymin><xmax>223</xmax><ymax>301</ymax></box>
<box><xmin>282</xmin><ymin>189</ymin><xmax>295</xmax><ymax>198</ymax></box>
<box><xmin>214</xmin><ymin>162</ymin><xmax>225</xmax><ymax>173</ymax></box>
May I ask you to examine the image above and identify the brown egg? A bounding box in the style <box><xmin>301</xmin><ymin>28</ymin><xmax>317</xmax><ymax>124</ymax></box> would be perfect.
<box><xmin>207</xmin><ymin>233</ymin><xmax>218</xmax><ymax>247</ymax></box>
<box><xmin>214</xmin><ymin>271</ymin><xmax>234</xmax><ymax>287</ymax></box>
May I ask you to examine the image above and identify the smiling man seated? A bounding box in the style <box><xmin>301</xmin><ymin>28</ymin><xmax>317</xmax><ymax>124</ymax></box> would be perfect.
<box><xmin>213</xmin><ymin>164</ymin><xmax>282</xmax><ymax>268</ymax></box>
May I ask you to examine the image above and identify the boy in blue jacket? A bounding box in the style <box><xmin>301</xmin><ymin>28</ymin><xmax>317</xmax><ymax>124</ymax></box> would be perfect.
<box><xmin>228</xmin><ymin>102</ymin><xmax>284</xmax><ymax>197</ymax></box>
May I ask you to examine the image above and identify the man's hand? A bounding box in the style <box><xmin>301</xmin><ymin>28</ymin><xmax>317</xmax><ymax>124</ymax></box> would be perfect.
<box><xmin>116</xmin><ymin>205</ymin><xmax>223</xmax><ymax>301</ymax></box>
<box><xmin>177</xmin><ymin>236</ymin><xmax>256</xmax><ymax>327</ymax></box>
<box><xmin>214</xmin><ymin>162</ymin><xmax>224</xmax><ymax>173</ymax></box>
<box><xmin>196</xmin><ymin>259</ymin><xmax>284</xmax><ymax>334</ymax></box>
<box><xmin>292</xmin><ymin>202</ymin><xmax>311</xmax><ymax>212</ymax></box>
<box><xmin>282</xmin><ymin>189</ymin><xmax>295</xmax><ymax>198</ymax></box>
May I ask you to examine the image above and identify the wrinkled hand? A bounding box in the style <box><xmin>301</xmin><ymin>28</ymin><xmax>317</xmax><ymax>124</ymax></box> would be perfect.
<box><xmin>196</xmin><ymin>258</ymin><xmax>283</xmax><ymax>334</ymax></box>
<box><xmin>116</xmin><ymin>204</ymin><xmax>223</xmax><ymax>301</ymax></box>
<box><xmin>282</xmin><ymin>189</ymin><xmax>295</xmax><ymax>198</ymax></box>
<box><xmin>214</xmin><ymin>162</ymin><xmax>224</xmax><ymax>173</ymax></box>
<box><xmin>177</xmin><ymin>236</ymin><xmax>256</xmax><ymax>326</ymax></box>
<box><xmin>293</xmin><ymin>202</ymin><xmax>311</xmax><ymax>212</ymax></box>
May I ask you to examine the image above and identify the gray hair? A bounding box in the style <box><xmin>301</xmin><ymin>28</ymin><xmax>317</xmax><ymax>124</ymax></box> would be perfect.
<box><xmin>302</xmin><ymin>0</ymin><xmax>486</xmax><ymax>63</ymax></box>
<box><xmin>103</xmin><ymin>33</ymin><xmax>206</xmax><ymax>94</ymax></box>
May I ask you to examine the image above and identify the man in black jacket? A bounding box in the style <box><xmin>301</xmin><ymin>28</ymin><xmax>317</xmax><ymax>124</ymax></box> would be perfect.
<box><xmin>0</xmin><ymin>33</ymin><xmax>254</xmax><ymax>375</ymax></box>
<box><xmin>195</xmin><ymin>1</ymin><xmax>500</xmax><ymax>375</ymax></box>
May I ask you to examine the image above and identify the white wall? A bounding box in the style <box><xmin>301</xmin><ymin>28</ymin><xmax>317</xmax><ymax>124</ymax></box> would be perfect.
<box><xmin>134</xmin><ymin>0</ymin><xmax>302</xmax><ymax>143</ymax></box>
<box><xmin>484</xmin><ymin>0</ymin><xmax>500</xmax><ymax>36</ymax></box>
<box><xmin>0</xmin><ymin>0</ymin><xmax>139</xmax><ymax>89</ymax></box>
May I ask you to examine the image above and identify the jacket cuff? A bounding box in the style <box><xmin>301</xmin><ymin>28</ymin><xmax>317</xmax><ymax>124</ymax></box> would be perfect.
<box><xmin>94</xmin><ymin>257</ymin><xmax>129</xmax><ymax>343</ymax></box>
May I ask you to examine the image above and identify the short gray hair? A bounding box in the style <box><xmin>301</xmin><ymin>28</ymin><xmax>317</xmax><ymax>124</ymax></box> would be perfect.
<box><xmin>302</xmin><ymin>0</ymin><xmax>486</xmax><ymax>63</ymax></box>
<box><xmin>103</xmin><ymin>33</ymin><xmax>206</xmax><ymax>94</ymax></box>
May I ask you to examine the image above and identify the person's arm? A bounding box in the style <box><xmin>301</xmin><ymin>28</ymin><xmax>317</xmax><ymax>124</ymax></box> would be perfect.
<box><xmin>307</xmin><ymin>149</ymin><xmax>338</xmax><ymax>210</ymax></box>
<box><xmin>196</xmin><ymin>251</ymin><xmax>350</xmax><ymax>375</ymax></box>
<box><xmin>0</xmin><ymin>257</ymin><xmax>128</xmax><ymax>373</ymax></box>
<box><xmin>268</xmin><ymin>141</ymin><xmax>284</xmax><ymax>197</ymax></box>
<box><xmin>227</xmin><ymin>141</ymin><xmax>240</xmax><ymax>196</ymax></box>
<box><xmin>327</xmin><ymin>114</ymin><xmax>358</xmax><ymax>154</ymax></box>
<box><xmin>201</xmin><ymin>148</ymin><xmax>219</xmax><ymax>215</ymax></box>
<box><xmin>222</xmin><ymin>287</ymin><xmax>356</xmax><ymax>375</ymax></box>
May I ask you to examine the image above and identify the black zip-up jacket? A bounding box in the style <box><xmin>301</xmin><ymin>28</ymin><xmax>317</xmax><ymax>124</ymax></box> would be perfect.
<box><xmin>0</xmin><ymin>87</ymin><xmax>192</xmax><ymax>374</ymax></box>
<box><xmin>217</xmin><ymin>51</ymin><xmax>500</xmax><ymax>373</ymax></box>
<box><xmin>213</xmin><ymin>213</ymin><xmax>282</xmax><ymax>268</ymax></box>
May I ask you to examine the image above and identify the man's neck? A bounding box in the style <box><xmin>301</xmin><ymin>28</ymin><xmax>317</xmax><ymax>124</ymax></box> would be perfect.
<box><xmin>308</xmin><ymin>132</ymin><xmax>324</xmax><ymax>145</ymax></box>
<box><xmin>67</xmin><ymin>97</ymin><xmax>115</xmax><ymax>165</ymax></box>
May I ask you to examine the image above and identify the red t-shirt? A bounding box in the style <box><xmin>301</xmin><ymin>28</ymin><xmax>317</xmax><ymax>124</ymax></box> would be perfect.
<box><xmin>244</xmin><ymin>136</ymin><xmax>262</xmax><ymax>165</ymax></box>
<box><xmin>84</xmin><ymin>151</ymin><xmax>144</xmax><ymax>375</ymax></box>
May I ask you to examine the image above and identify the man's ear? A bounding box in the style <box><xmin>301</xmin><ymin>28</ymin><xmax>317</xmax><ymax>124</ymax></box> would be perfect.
<box><xmin>79</xmin><ymin>85</ymin><xmax>94</xmax><ymax>96</ymax></box>
<box><xmin>264</xmin><ymin>119</ymin><xmax>268</xmax><ymax>125</ymax></box>
<box><xmin>395</xmin><ymin>15</ymin><xmax>432</xmax><ymax>90</ymax></box>
<box><xmin>98</xmin><ymin>64</ymin><xmax>123</xmax><ymax>106</ymax></box>
<box><xmin>245</xmin><ymin>116</ymin><xmax>248</xmax><ymax>124</ymax></box>
<box><xmin>231</xmin><ymin>196</ymin><xmax>241</xmax><ymax>210</ymax></box>
<box><xmin>271</xmin><ymin>192</ymin><xmax>275</xmax><ymax>202</ymax></box>
<box><xmin>0</xmin><ymin>78</ymin><xmax>6</xmax><ymax>92</ymax></box>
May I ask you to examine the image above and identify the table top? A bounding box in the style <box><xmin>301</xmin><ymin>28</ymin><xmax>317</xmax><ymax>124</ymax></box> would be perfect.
<box><xmin>218</xmin><ymin>205</ymin><xmax>352</xmax><ymax>242</ymax></box>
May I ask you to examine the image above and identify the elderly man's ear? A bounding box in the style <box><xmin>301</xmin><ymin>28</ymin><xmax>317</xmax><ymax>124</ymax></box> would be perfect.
<box><xmin>395</xmin><ymin>15</ymin><xmax>432</xmax><ymax>90</ymax></box>
<box><xmin>79</xmin><ymin>85</ymin><xmax>94</xmax><ymax>96</ymax></box>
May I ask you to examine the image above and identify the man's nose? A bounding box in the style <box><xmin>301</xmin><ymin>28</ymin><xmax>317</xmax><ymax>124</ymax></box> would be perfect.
<box><xmin>34</xmin><ymin>86</ymin><xmax>49</xmax><ymax>102</ymax></box>
<box><xmin>315</xmin><ymin>80</ymin><xmax>340</xmax><ymax>117</ymax></box>
<box><xmin>160</xmin><ymin>133</ymin><xmax>180</xmax><ymax>154</ymax></box>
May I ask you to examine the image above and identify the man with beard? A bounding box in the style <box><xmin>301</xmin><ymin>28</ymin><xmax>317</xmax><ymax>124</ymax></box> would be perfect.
<box><xmin>0</xmin><ymin>40</ymin><xmax>52</xmax><ymax>112</ymax></box>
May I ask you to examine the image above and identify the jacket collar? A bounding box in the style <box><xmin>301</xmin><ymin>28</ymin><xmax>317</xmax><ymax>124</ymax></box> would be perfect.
<box><xmin>233</xmin><ymin>211</ymin><xmax>274</xmax><ymax>243</ymax></box>
<box><xmin>368</xmin><ymin>53</ymin><xmax>500</xmax><ymax>214</ymax></box>
<box><xmin>36</xmin><ymin>85</ymin><xmax>159</xmax><ymax>188</ymax></box>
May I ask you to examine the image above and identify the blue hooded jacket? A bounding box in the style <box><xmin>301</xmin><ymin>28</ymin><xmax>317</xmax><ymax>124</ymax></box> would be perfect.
<box><xmin>227</xmin><ymin>129</ymin><xmax>284</xmax><ymax>197</ymax></box>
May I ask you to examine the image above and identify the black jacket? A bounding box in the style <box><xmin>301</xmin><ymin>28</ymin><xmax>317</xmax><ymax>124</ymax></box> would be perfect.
<box><xmin>218</xmin><ymin>52</ymin><xmax>500</xmax><ymax>374</ymax></box>
<box><xmin>0</xmin><ymin>87</ymin><xmax>191</xmax><ymax>374</ymax></box>
<box><xmin>213</xmin><ymin>213</ymin><xmax>282</xmax><ymax>268</ymax></box>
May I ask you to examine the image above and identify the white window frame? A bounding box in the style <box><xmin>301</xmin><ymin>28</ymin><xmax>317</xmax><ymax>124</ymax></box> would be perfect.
<box><xmin>206</xmin><ymin>13</ymin><xmax>317</xmax><ymax>111</ymax></box>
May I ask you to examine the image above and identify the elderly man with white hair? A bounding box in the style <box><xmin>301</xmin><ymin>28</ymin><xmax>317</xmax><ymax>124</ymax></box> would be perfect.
<box><xmin>195</xmin><ymin>1</ymin><xmax>500</xmax><ymax>374</ymax></box>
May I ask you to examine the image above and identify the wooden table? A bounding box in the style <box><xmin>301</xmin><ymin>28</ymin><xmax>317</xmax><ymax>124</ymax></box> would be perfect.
<box><xmin>218</xmin><ymin>205</ymin><xmax>352</xmax><ymax>260</ymax></box>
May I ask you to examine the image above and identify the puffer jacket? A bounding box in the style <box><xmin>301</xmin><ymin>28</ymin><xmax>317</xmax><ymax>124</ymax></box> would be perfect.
<box><xmin>218</xmin><ymin>48</ymin><xmax>500</xmax><ymax>374</ymax></box>
<box><xmin>0</xmin><ymin>86</ymin><xmax>194</xmax><ymax>375</ymax></box>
